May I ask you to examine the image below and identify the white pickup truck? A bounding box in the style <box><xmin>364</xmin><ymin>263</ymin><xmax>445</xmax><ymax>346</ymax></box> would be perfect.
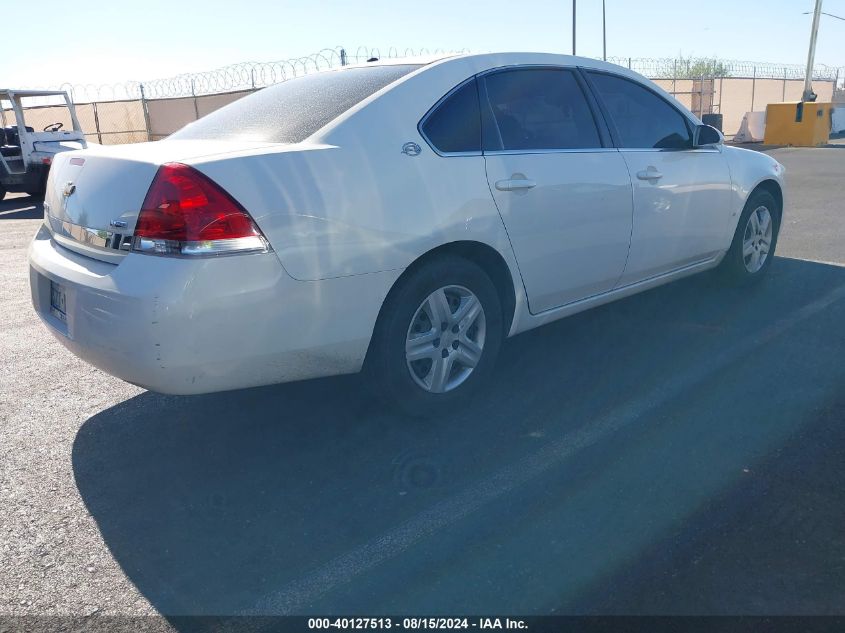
<box><xmin>1</xmin><ymin>89</ymin><xmax>88</xmax><ymax>200</ymax></box>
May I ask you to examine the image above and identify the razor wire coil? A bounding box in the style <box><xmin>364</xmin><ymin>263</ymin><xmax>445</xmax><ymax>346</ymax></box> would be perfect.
<box><xmin>21</xmin><ymin>48</ymin><xmax>845</xmax><ymax>104</ymax></box>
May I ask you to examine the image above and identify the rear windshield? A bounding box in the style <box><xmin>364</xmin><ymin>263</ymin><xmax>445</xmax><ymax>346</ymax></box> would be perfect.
<box><xmin>170</xmin><ymin>64</ymin><xmax>422</xmax><ymax>144</ymax></box>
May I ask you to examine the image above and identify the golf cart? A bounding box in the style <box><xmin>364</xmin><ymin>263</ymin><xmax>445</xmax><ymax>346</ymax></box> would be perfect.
<box><xmin>1</xmin><ymin>89</ymin><xmax>88</xmax><ymax>200</ymax></box>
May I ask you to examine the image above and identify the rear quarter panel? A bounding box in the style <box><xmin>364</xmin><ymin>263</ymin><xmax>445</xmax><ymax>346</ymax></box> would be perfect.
<box><xmin>188</xmin><ymin>57</ymin><xmax>522</xmax><ymax>284</ymax></box>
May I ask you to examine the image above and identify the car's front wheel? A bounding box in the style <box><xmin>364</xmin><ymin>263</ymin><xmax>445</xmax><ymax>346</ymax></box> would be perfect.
<box><xmin>367</xmin><ymin>255</ymin><xmax>504</xmax><ymax>415</ymax></box>
<box><xmin>719</xmin><ymin>190</ymin><xmax>780</xmax><ymax>284</ymax></box>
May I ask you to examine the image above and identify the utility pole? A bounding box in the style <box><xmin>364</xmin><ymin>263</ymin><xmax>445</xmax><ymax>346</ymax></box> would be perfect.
<box><xmin>572</xmin><ymin>0</ymin><xmax>576</xmax><ymax>55</ymax></box>
<box><xmin>602</xmin><ymin>0</ymin><xmax>607</xmax><ymax>61</ymax></box>
<box><xmin>803</xmin><ymin>0</ymin><xmax>823</xmax><ymax>101</ymax></box>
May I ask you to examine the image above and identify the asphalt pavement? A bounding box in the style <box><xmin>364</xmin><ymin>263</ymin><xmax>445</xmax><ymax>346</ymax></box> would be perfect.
<box><xmin>1</xmin><ymin>143</ymin><xmax>844</xmax><ymax>621</ymax></box>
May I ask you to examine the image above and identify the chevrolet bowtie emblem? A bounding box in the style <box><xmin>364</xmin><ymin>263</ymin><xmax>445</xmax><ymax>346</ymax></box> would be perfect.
<box><xmin>63</xmin><ymin>182</ymin><xmax>76</xmax><ymax>197</ymax></box>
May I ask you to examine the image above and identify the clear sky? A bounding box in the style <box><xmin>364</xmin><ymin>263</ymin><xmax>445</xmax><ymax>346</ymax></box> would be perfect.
<box><xmin>5</xmin><ymin>0</ymin><xmax>844</xmax><ymax>88</ymax></box>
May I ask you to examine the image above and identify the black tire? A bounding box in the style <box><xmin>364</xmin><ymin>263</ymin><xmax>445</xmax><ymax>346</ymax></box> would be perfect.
<box><xmin>26</xmin><ymin>176</ymin><xmax>47</xmax><ymax>200</ymax></box>
<box><xmin>366</xmin><ymin>255</ymin><xmax>504</xmax><ymax>416</ymax></box>
<box><xmin>718</xmin><ymin>190</ymin><xmax>780</xmax><ymax>285</ymax></box>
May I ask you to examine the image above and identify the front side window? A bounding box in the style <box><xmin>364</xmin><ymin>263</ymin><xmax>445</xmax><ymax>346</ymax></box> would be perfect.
<box><xmin>420</xmin><ymin>79</ymin><xmax>481</xmax><ymax>153</ymax></box>
<box><xmin>481</xmin><ymin>68</ymin><xmax>602</xmax><ymax>151</ymax></box>
<box><xmin>586</xmin><ymin>72</ymin><xmax>692</xmax><ymax>149</ymax></box>
<box><xmin>171</xmin><ymin>64</ymin><xmax>421</xmax><ymax>144</ymax></box>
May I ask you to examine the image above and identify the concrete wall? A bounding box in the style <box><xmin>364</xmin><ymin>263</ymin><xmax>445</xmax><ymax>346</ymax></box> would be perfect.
<box><xmin>714</xmin><ymin>78</ymin><xmax>834</xmax><ymax>138</ymax></box>
<box><xmin>146</xmin><ymin>90</ymin><xmax>252</xmax><ymax>140</ymax></box>
<box><xmin>6</xmin><ymin>78</ymin><xmax>837</xmax><ymax>145</ymax></box>
<box><xmin>146</xmin><ymin>97</ymin><xmax>197</xmax><ymax>141</ymax></box>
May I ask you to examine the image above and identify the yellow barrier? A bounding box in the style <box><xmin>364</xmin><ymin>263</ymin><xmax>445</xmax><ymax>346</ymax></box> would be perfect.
<box><xmin>763</xmin><ymin>101</ymin><xmax>833</xmax><ymax>146</ymax></box>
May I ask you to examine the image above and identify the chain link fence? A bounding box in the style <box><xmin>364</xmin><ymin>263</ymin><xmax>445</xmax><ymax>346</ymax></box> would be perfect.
<box><xmin>608</xmin><ymin>56</ymin><xmax>842</xmax><ymax>81</ymax></box>
<box><xmin>8</xmin><ymin>48</ymin><xmax>845</xmax><ymax>144</ymax></box>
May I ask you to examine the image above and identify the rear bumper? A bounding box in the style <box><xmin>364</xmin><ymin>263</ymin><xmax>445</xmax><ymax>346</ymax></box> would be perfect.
<box><xmin>28</xmin><ymin>224</ymin><xmax>398</xmax><ymax>394</ymax></box>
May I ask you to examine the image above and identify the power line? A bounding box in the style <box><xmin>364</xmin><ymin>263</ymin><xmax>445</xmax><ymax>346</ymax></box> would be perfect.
<box><xmin>802</xmin><ymin>10</ymin><xmax>845</xmax><ymax>20</ymax></box>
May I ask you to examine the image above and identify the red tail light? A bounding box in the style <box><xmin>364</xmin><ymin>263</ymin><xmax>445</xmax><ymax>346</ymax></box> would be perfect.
<box><xmin>133</xmin><ymin>163</ymin><xmax>269</xmax><ymax>256</ymax></box>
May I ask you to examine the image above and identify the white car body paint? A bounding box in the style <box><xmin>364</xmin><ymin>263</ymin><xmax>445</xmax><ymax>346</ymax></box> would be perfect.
<box><xmin>484</xmin><ymin>149</ymin><xmax>633</xmax><ymax>313</ymax></box>
<box><xmin>614</xmin><ymin>147</ymin><xmax>734</xmax><ymax>285</ymax></box>
<box><xmin>28</xmin><ymin>53</ymin><xmax>785</xmax><ymax>395</ymax></box>
<box><xmin>29</xmin><ymin>224</ymin><xmax>399</xmax><ymax>393</ymax></box>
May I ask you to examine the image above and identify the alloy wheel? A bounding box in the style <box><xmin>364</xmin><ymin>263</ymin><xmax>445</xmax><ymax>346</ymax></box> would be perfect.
<box><xmin>405</xmin><ymin>285</ymin><xmax>487</xmax><ymax>393</ymax></box>
<box><xmin>742</xmin><ymin>205</ymin><xmax>773</xmax><ymax>274</ymax></box>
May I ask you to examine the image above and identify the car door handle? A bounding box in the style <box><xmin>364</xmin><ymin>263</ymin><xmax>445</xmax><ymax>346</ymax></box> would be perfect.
<box><xmin>495</xmin><ymin>178</ymin><xmax>537</xmax><ymax>191</ymax></box>
<box><xmin>636</xmin><ymin>167</ymin><xmax>663</xmax><ymax>182</ymax></box>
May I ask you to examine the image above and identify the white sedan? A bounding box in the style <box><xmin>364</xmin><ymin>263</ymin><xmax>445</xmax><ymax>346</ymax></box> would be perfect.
<box><xmin>29</xmin><ymin>52</ymin><xmax>785</xmax><ymax>412</ymax></box>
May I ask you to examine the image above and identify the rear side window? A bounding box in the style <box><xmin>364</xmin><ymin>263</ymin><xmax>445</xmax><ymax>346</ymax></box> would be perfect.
<box><xmin>171</xmin><ymin>64</ymin><xmax>422</xmax><ymax>144</ymax></box>
<box><xmin>420</xmin><ymin>79</ymin><xmax>481</xmax><ymax>153</ymax></box>
<box><xmin>586</xmin><ymin>72</ymin><xmax>692</xmax><ymax>149</ymax></box>
<box><xmin>481</xmin><ymin>68</ymin><xmax>601</xmax><ymax>151</ymax></box>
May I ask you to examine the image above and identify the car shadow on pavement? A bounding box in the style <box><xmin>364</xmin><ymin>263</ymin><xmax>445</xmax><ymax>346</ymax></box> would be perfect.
<box><xmin>72</xmin><ymin>256</ymin><xmax>845</xmax><ymax>617</ymax></box>
<box><xmin>0</xmin><ymin>196</ymin><xmax>43</xmax><ymax>220</ymax></box>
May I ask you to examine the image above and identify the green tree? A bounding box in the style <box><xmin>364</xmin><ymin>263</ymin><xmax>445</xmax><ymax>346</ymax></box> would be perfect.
<box><xmin>660</xmin><ymin>57</ymin><xmax>732</xmax><ymax>79</ymax></box>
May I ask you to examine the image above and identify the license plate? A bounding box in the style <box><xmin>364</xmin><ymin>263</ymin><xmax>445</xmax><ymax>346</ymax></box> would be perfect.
<box><xmin>50</xmin><ymin>281</ymin><xmax>67</xmax><ymax>323</ymax></box>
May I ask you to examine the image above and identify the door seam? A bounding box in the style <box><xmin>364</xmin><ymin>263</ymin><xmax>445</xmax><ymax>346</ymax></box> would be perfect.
<box><xmin>481</xmin><ymin>155</ymin><xmax>534</xmax><ymax>316</ymax></box>
<box><xmin>612</xmin><ymin>148</ymin><xmax>637</xmax><ymax>291</ymax></box>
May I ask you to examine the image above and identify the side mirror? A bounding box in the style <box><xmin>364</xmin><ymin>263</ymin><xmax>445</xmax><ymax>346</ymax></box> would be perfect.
<box><xmin>694</xmin><ymin>124</ymin><xmax>723</xmax><ymax>147</ymax></box>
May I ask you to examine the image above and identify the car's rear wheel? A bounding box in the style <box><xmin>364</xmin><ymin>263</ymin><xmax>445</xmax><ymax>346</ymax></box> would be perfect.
<box><xmin>367</xmin><ymin>255</ymin><xmax>504</xmax><ymax>416</ymax></box>
<box><xmin>718</xmin><ymin>190</ymin><xmax>780</xmax><ymax>284</ymax></box>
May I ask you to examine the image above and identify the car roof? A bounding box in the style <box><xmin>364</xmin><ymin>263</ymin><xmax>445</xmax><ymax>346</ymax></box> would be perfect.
<box><xmin>350</xmin><ymin>51</ymin><xmax>648</xmax><ymax>82</ymax></box>
<box><xmin>312</xmin><ymin>51</ymin><xmax>698</xmax><ymax>143</ymax></box>
<box><xmin>445</xmin><ymin>51</ymin><xmax>640</xmax><ymax>75</ymax></box>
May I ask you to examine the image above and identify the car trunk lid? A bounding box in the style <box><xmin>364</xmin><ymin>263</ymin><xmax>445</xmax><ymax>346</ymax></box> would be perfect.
<box><xmin>44</xmin><ymin>140</ymin><xmax>276</xmax><ymax>263</ymax></box>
